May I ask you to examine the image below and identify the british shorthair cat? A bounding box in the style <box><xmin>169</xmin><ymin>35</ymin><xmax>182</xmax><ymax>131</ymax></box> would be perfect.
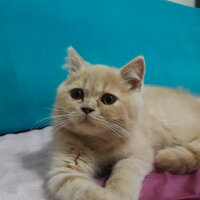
<box><xmin>46</xmin><ymin>46</ymin><xmax>200</xmax><ymax>200</ymax></box>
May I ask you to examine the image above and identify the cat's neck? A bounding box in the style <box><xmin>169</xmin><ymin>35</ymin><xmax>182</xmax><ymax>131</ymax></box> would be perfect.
<box><xmin>84</xmin><ymin>134</ymin><xmax>127</xmax><ymax>153</ymax></box>
<box><xmin>63</xmin><ymin>127</ymin><xmax>129</xmax><ymax>154</ymax></box>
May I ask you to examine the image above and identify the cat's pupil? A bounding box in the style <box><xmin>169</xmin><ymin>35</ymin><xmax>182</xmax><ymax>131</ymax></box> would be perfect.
<box><xmin>74</xmin><ymin>91</ymin><xmax>80</xmax><ymax>97</ymax></box>
<box><xmin>106</xmin><ymin>96</ymin><xmax>112</xmax><ymax>104</ymax></box>
<box><xmin>70</xmin><ymin>89</ymin><xmax>84</xmax><ymax>100</ymax></box>
<box><xmin>101</xmin><ymin>94</ymin><xmax>117</xmax><ymax>105</ymax></box>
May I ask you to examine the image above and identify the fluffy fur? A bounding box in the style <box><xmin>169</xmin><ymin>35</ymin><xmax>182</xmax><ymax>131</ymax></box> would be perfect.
<box><xmin>46</xmin><ymin>46</ymin><xmax>200</xmax><ymax>200</ymax></box>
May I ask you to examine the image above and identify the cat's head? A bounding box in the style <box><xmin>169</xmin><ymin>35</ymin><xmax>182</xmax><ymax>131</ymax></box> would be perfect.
<box><xmin>54</xmin><ymin>46</ymin><xmax>145</xmax><ymax>139</ymax></box>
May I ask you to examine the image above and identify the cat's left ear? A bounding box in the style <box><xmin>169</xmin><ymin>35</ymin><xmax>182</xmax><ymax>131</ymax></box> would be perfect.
<box><xmin>64</xmin><ymin>46</ymin><xmax>85</xmax><ymax>73</ymax></box>
<box><xmin>120</xmin><ymin>56</ymin><xmax>145</xmax><ymax>90</ymax></box>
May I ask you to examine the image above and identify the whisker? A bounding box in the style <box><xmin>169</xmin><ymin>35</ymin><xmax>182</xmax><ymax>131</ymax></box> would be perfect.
<box><xmin>110</xmin><ymin>123</ymin><xmax>129</xmax><ymax>136</ymax></box>
<box><xmin>52</xmin><ymin>111</ymin><xmax>82</xmax><ymax>133</ymax></box>
<box><xmin>103</xmin><ymin>123</ymin><xmax>122</xmax><ymax>138</ymax></box>
<box><xmin>31</xmin><ymin>116</ymin><xmax>52</xmax><ymax>130</ymax></box>
<box><xmin>53</xmin><ymin>121</ymin><xmax>70</xmax><ymax>133</ymax></box>
<box><xmin>90</xmin><ymin>115</ymin><xmax>123</xmax><ymax>138</ymax></box>
<box><xmin>53</xmin><ymin>116</ymin><xmax>71</xmax><ymax>129</ymax></box>
<box><xmin>54</xmin><ymin>105</ymin><xmax>74</xmax><ymax>112</ymax></box>
<box><xmin>108</xmin><ymin>119</ymin><xmax>130</xmax><ymax>136</ymax></box>
<box><xmin>51</xmin><ymin>109</ymin><xmax>71</xmax><ymax>115</ymax></box>
<box><xmin>54</xmin><ymin>105</ymin><xmax>69</xmax><ymax>109</ymax></box>
<box><xmin>51</xmin><ymin>113</ymin><xmax>79</xmax><ymax>118</ymax></box>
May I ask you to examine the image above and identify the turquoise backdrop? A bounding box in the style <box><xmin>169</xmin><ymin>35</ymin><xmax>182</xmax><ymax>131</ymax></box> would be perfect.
<box><xmin>0</xmin><ymin>0</ymin><xmax>200</xmax><ymax>134</ymax></box>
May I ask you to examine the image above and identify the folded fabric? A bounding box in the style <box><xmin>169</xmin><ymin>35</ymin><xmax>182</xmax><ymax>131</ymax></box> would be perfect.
<box><xmin>97</xmin><ymin>170</ymin><xmax>200</xmax><ymax>200</ymax></box>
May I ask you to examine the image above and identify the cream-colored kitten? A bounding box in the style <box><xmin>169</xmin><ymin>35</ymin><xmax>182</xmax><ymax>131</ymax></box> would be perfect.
<box><xmin>46</xmin><ymin>46</ymin><xmax>200</xmax><ymax>200</ymax></box>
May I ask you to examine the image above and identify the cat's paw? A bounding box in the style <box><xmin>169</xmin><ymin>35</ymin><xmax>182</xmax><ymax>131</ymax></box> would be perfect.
<box><xmin>74</xmin><ymin>187</ymin><xmax>119</xmax><ymax>200</ymax></box>
<box><xmin>97</xmin><ymin>190</ymin><xmax>119</xmax><ymax>200</ymax></box>
<box><xmin>155</xmin><ymin>146</ymin><xmax>197</xmax><ymax>174</ymax></box>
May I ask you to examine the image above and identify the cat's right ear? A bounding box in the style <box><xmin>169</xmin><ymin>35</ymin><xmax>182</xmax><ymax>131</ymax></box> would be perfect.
<box><xmin>63</xmin><ymin>46</ymin><xmax>84</xmax><ymax>73</ymax></box>
<box><xmin>120</xmin><ymin>56</ymin><xmax>145</xmax><ymax>90</ymax></box>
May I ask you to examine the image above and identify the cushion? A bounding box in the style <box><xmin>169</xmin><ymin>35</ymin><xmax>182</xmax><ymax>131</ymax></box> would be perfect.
<box><xmin>0</xmin><ymin>0</ymin><xmax>200</xmax><ymax>134</ymax></box>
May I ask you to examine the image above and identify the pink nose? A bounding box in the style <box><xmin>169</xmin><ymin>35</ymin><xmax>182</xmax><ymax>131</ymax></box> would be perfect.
<box><xmin>81</xmin><ymin>107</ymin><xmax>94</xmax><ymax>114</ymax></box>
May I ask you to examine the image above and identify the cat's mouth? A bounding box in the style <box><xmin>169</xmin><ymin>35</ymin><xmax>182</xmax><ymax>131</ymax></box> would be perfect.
<box><xmin>80</xmin><ymin>114</ymin><xmax>90</xmax><ymax>122</ymax></box>
<box><xmin>80</xmin><ymin>115</ymin><xmax>95</xmax><ymax>125</ymax></box>
<box><xmin>83</xmin><ymin>115</ymin><xmax>89</xmax><ymax>122</ymax></box>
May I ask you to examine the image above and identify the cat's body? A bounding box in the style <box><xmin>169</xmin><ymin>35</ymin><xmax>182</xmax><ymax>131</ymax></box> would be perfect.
<box><xmin>143</xmin><ymin>86</ymin><xmax>200</xmax><ymax>151</ymax></box>
<box><xmin>46</xmin><ymin>47</ymin><xmax>200</xmax><ymax>200</ymax></box>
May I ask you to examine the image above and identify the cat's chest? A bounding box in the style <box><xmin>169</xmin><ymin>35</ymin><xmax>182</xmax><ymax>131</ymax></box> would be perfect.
<box><xmin>93</xmin><ymin>138</ymin><xmax>134</xmax><ymax>164</ymax></box>
<box><xmin>93</xmin><ymin>138</ymin><xmax>131</xmax><ymax>154</ymax></box>
<box><xmin>93</xmin><ymin>141</ymin><xmax>134</xmax><ymax>178</ymax></box>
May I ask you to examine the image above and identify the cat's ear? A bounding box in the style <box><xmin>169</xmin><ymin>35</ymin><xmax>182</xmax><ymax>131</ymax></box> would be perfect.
<box><xmin>64</xmin><ymin>46</ymin><xmax>84</xmax><ymax>73</ymax></box>
<box><xmin>120</xmin><ymin>56</ymin><xmax>145</xmax><ymax>90</ymax></box>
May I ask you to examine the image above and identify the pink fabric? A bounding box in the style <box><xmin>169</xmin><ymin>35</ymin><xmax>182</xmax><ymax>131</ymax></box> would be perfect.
<box><xmin>97</xmin><ymin>170</ymin><xmax>200</xmax><ymax>200</ymax></box>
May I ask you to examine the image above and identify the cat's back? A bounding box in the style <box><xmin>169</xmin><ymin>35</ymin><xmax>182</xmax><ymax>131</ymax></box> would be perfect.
<box><xmin>142</xmin><ymin>85</ymin><xmax>200</xmax><ymax>147</ymax></box>
<box><xmin>144</xmin><ymin>85</ymin><xmax>200</xmax><ymax>111</ymax></box>
<box><xmin>143</xmin><ymin>85</ymin><xmax>200</xmax><ymax>112</ymax></box>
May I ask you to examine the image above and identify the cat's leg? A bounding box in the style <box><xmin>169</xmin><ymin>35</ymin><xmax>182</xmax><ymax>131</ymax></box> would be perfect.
<box><xmin>105</xmin><ymin>149</ymin><xmax>154</xmax><ymax>200</ymax></box>
<box><xmin>155</xmin><ymin>137</ymin><xmax>200</xmax><ymax>174</ymax></box>
<box><xmin>46</xmin><ymin>152</ymin><xmax>117</xmax><ymax>200</ymax></box>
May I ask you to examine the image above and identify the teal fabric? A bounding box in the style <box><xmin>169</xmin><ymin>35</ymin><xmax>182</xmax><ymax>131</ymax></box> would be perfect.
<box><xmin>0</xmin><ymin>0</ymin><xmax>200</xmax><ymax>134</ymax></box>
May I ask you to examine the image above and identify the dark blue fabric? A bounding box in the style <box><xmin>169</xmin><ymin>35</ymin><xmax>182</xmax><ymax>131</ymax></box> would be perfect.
<box><xmin>0</xmin><ymin>0</ymin><xmax>200</xmax><ymax>134</ymax></box>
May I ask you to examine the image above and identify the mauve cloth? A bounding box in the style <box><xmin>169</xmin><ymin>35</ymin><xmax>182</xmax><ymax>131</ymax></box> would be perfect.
<box><xmin>97</xmin><ymin>170</ymin><xmax>200</xmax><ymax>200</ymax></box>
<box><xmin>0</xmin><ymin>126</ymin><xmax>200</xmax><ymax>200</ymax></box>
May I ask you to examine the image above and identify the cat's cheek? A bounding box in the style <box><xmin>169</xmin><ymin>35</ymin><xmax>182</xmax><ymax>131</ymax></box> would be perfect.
<box><xmin>100</xmin><ymin>106</ymin><xmax>126</xmax><ymax>124</ymax></box>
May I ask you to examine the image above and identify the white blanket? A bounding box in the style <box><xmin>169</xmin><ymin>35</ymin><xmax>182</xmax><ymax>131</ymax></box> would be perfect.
<box><xmin>0</xmin><ymin>127</ymin><xmax>53</xmax><ymax>200</ymax></box>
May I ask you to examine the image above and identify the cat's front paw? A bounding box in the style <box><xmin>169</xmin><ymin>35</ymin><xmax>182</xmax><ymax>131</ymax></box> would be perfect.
<box><xmin>92</xmin><ymin>189</ymin><xmax>119</xmax><ymax>200</ymax></box>
<box><xmin>57</xmin><ymin>186</ymin><xmax>118</xmax><ymax>200</ymax></box>
<box><xmin>83</xmin><ymin>187</ymin><xmax>120</xmax><ymax>200</ymax></box>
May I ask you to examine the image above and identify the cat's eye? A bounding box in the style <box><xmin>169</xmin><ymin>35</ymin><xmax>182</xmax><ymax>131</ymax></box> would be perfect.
<box><xmin>70</xmin><ymin>88</ymin><xmax>84</xmax><ymax>100</ymax></box>
<box><xmin>101</xmin><ymin>93</ymin><xmax>117</xmax><ymax>105</ymax></box>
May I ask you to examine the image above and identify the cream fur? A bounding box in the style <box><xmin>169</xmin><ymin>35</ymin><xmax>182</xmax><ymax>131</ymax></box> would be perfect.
<box><xmin>46</xmin><ymin>47</ymin><xmax>200</xmax><ymax>200</ymax></box>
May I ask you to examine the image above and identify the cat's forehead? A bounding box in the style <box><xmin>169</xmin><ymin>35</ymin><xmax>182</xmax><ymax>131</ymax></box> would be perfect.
<box><xmin>66</xmin><ymin>65</ymin><xmax>126</xmax><ymax>95</ymax></box>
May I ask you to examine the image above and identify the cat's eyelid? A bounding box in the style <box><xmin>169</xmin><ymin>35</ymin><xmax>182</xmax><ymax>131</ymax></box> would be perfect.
<box><xmin>101</xmin><ymin>93</ymin><xmax>118</xmax><ymax>99</ymax></box>
<box><xmin>68</xmin><ymin>87</ymin><xmax>84</xmax><ymax>94</ymax></box>
<box><xmin>70</xmin><ymin>87</ymin><xmax>83</xmax><ymax>91</ymax></box>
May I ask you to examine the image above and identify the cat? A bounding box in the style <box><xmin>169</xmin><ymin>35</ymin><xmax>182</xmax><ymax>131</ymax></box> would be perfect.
<box><xmin>46</xmin><ymin>46</ymin><xmax>200</xmax><ymax>200</ymax></box>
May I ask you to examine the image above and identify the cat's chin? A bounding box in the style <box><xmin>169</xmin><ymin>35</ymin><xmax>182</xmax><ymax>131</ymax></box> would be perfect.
<box><xmin>80</xmin><ymin>116</ymin><xmax>90</xmax><ymax>123</ymax></box>
<box><xmin>79</xmin><ymin>115</ymin><xmax>96</xmax><ymax>126</ymax></box>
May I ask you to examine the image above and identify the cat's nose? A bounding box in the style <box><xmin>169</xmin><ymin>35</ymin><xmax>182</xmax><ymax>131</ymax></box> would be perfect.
<box><xmin>81</xmin><ymin>107</ymin><xmax>94</xmax><ymax>114</ymax></box>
